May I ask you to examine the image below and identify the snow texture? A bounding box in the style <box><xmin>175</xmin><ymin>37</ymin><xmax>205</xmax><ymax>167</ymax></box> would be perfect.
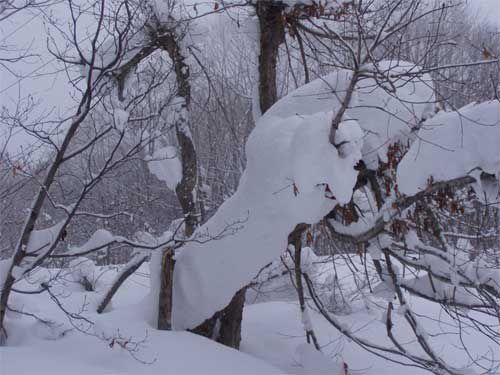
<box><xmin>172</xmin><ymin>62</ymin><xmax>432</xmax><ymax>330</ymax></box>
<box><xmin>68</xmin><ymin>257</ymin><xmax>97</xmax><ymax>284</ymax></box>
<box><xmin>66</xmin><ymin>229</ymin><xmax>118</xmax><ymax>256</ymax></box>
<box><xmin>146</xmin><ymin>146</ymin><xmax>182</xmax><ymax>191</ymax></box>
<box><xmin>113</xmin><ymin>108</ymin><xmax>129</xmax><ymax>131</ymax></box>
<box><xmin>265</xmin><ymin>61</ymin><xmax>435</xmax><ymax>170</ymax></box>
<box><xmin>2</xmin><ymin>257</ymin><xmax>495</xmax><ymax>375</ymax></box>
<box><xmin>397</xmin><ymin>100</ymin><xmax>500</xmax><ymax>197</ymax></box>
<box><xmin>295</xmin><ymin>343</ymin><xmax>344</xmax><ymax>375</ymax></box>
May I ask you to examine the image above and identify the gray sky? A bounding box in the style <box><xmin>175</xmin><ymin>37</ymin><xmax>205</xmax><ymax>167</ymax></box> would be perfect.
<box><xmin>469</xmin><ymin>0</ymin><xmax>500</xmax><ymax>25</ymax></box>
<box><xmin>1</xmin><ymin>0</ymin><xmax>500</xmax><ymax>158</ymax></box>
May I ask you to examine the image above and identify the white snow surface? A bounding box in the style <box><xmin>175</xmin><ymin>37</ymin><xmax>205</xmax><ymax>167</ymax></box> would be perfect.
<box><xmin>113</xmin><ymin>108</ymin><xmax>129</xmax><ymax>131</ymax></box>
<box><xmin>1</xmin><ymin>264</ymin><xmax>281</xmax><ymax>375</ymax></box>
<box><xmin>172</xmin><ymin>62</ymin><xmax>433</xmax><ymax>330</ymax></box>
<box><xmin>66</xmin><ymin>229</ymin><xmax>118</xmax><ymax>256</ymax></box>
<box><xmin>397</xmin><ymin>100</ymin><xmax>500</xmax><ymax>196</ymax></box>
<box><xmin>265</xmin><ymin>61</ymin><xmax>435</xmax><ymax>169</ymax></box>
<box><xmin>2</xmin><ymin>257</ymin><xmax>496</xmax><ymax>375</ymax></box>
<box><xmin>68</xmin><ymin>257</ymin><xmax>97</xmax><ymax>284</ymax></box>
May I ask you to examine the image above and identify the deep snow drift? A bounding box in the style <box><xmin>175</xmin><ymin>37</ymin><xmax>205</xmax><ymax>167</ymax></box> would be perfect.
<box><xmin>2</xmin><ymin>257</ymin><xmax>496</xmax><ymax>375</ymax></box>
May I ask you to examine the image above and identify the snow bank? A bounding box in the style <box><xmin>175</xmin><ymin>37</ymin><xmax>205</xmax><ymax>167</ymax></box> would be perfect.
<box><xmin>172</xmin><ymin>62</ymin><xmax>433</xmax><ymax>330</ymax></box>
<box><xmin>2</xmin><ymin>269</ymin><xmax>282</xmax><ymax>375</ymax></box>
<box><xmin>295</xmin><ymin>343</ymin><xmax>344</xmax><ymax>375</ymax></box>
<box><xmin>397</xmin><ymin>101</ymin><xmax>500</xmax><ymax>196</ymax></box>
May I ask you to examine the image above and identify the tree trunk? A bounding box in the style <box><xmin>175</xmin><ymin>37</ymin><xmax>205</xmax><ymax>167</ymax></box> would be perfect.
<box><xmin>256</xmin><ymin>1</ymin><xmax>285</xmax><ymax>114</ymax></box>
<box><xmin>190</xmin><ymin>286</ymin><xmax>246</xmax><ymax>349</ymax></box>
<box><xmin>97</xmin><ymin>254</ymin><xmax>148</xmax><ymax>314</ymax></box>
<box><xmin>157</xmin><ymin>249</ymin><xmax>175</xmax><ymax>330</ymax></box>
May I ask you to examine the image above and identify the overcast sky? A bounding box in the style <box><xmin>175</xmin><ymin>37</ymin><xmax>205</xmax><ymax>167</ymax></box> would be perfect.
<box><xmin>470</xmin><ymin>0</ymin><xmax>500</xmax><ymax>25</ymax></box>
<box><xmin>1</xmin><ymin>0</ymin><xmax>500</xmax><ymax>159</ymax></box>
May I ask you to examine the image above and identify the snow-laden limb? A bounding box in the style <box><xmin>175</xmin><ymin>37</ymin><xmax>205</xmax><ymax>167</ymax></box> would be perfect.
<box><xmin>265</xmin><ymin>61</ymin><xmax>434</xmax><ymax>170</ymax></box>
<box><xmin>397</xmin><ymin>101</ymin><xmax>500</xmax><ymax>197</ymax></box>
<box><xmin>172</xmin><ymin>111</ymin><xmax>359</xmax><ymax>329</ymax></box>
<box><xmin>25</xmin><ymin>220</ymin><xmax>66</xmax><ymax>255</ymax></box>
<box><xmin>7</xmin><ymin>221</ymin><xmax>66</xmax><ymax>281</ymax></box>
<box><xmin>96</xmin><ymin>252</ymin><xmax>149</xmax><ymax>313</ymax></box>
<box><xmin>65</xmin><ymin>229</ymin><xmax>119</xmax><ymax>257</ymax></box>
<box><xmin>399</xmin><ymin>276</ymin><xmax>490</xmax><ymax>310</ymax></box>
<box><xmin>68</xmin><ymin>257</ymin><xmax>97</xmax><ymax>289</ymax></box>
<box><xmin>172</xmin><ymin>61</ymin><xmax>432</xmax><ymax>330</ymax></box>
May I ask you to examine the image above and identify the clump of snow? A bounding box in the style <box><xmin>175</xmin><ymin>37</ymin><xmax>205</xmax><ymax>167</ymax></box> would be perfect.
<box><xmin>68</xmin><ymin>257</ymin><xmax>97</xmax><ymax>287</ymax></box>
<box><xmin>172</xmin><ymin>82</ymin><xmax>364</xmax><ymax>329</ymax></box>
<box><xmin>397</xmin><ymin>101</ymin><xmax>500</xmax><ymax>196</ymax></box>
<box><xmin>291</xmin><ymin>114</ymin><xmax>363</xmax><ymax>202</ymax></box>
<box><xmin>367</xmin><ymin>233</ymin><xmax>392</xmax><ymax>260</ymax></box>
<box><xmin>172</xmin><ymin>61</ymin><xmax>433</xmax><ymax>330</ymax></box>
<box><xmin>265</xmin><ymin>61</ymin><xmax>434</xmax><ymax>170</ymax></box>
<box><xmin>280</xmin><ymin>246</ymin><xmax>319</xmax><ymax>275</ymax></box>
<box><xmin>26</xmin><ymin>221</ymin><xmax>66</xmax><ymax>254</ymax></box>
<box><xmin>113</xmin><ymin>108</ymin><xmax>129</xmax><ymax>131</ymax></box>
<box><xmin>66</xmin><ymin>229</ymin><xmax>117</xmax><ymax>256</ymax></box>
<box><xmin>146</xmin><ymin>146</ymin><xmax>182</xmax><ymax>191</ymax></box>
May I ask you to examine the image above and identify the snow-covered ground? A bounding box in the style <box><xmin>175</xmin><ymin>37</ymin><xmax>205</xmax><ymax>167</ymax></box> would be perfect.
<box><xmin>1</xmin><ymin>255</ymin><xmax>496</xmax><ymax>374</ymax></box>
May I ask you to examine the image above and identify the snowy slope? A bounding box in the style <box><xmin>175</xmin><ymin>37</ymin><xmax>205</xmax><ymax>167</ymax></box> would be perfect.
<box><xmin>0</xmin><ymin>265</ymin><xmax>282</xmax><ymax>375</ymax></box>
<box><xmin>3</xmin><ymin>260</ymin><xmax>496</xmax><ymax>375</ymax></box>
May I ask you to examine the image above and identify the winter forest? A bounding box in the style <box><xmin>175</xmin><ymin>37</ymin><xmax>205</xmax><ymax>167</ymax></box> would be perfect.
<box><xmin>1</xmin><ymin>0</ymin><xmax>500</xmax><ymax>374</ymax></box>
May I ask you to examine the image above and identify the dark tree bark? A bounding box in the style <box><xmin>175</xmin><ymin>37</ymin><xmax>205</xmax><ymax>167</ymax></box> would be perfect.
<box><xmin>157</xmin><ymin>28</ymin><xmax>198</xmax><ymax>238</ymax></box>
<box><xmin>256</xmin><ymin>1</ymin><xmax>285</xmax><ymax>114</ymax></box>
<box><xmin>190</xmin><ymin>286</ymin><xmax>246</xmax><ymax>349</ymax></box>
<box><xmin>157</xmin><ymin>249</ymin><xmax>175</xmax><ymax>330</ymax></box>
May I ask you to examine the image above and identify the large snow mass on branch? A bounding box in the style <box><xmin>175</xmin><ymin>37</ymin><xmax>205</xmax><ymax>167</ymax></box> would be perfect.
<box><xmin>172</xmin><ymin>61</ymin><xmax>433</xmax><ymax>330</ymax></box>
<box><xmin>265</xmin><ymin>61</ymin><xmax>435</xmax><ymax>169</ymax></box>
<box><xmin>397</xmin><ymin>101</ymin><xmax>500</xmax><ymax>196</ymax></box>
<box><xmin>146</xmin><ymin>146</ymin><xmax>182</xmax><ymax>191</ymax></box>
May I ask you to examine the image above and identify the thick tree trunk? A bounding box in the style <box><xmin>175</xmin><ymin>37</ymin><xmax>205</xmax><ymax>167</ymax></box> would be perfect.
<box><xmin>190</xmin><ymin>286</ymin><xmax>246</xmax><ymax>349</ymax></box>
<box><xmin>256</xmin><ymin>1</ymin><xmax>285</xmax><ymax>114</ymax></box>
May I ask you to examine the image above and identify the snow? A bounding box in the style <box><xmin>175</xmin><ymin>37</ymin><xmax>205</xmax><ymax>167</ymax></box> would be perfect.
<box><xmin>1</xmin><ymin>264</ymin><xmax>282</xmax><ymax>375</ymax></box>
<box><xmin>146</xmin><ymin>146</ymin><xmax>183</xmax><ymax>191</ymax></box>
<box><xmin>66</xmin><ymin>229</ymin><xmax>118</xmax><ymax>256</ymax></box>
<box><xmin>265</xmin><ymin>61</ymin><xmax>435</xmax><ymax>170</ymax></box>
<box><xmin>68</xmin><ymin>257</ymin><xmax>97</xmax><ymax>285</ymax></box>
<box><xmin>291</xmin><ymin>114</ymin><xmax>363</xmax><ymax>202</ymax></box>
<box><xmin>172</xmin><ymin>82</ymin><xmax>363</xmax><ymax>330</ymax></box>
<box><xmin>295</xmin><ymin>343</ymin><xmax>344</xmax><ymax>375</ymax></box>
<box><xmin>25</xmin><ymin>221</ymin><xmax>66</xmax><ymax>255</ymax></box>
<box><xmin>2</xmin><ymin>255</ymin><xmax>497</xmax><ymax>375</ymax></box>
<box><xmin>241</xmin><ymin>298</ymin><xmax>496</xmax><ymax>375</ymax></box>
<box><xmin>172</xmin><ymin>62</ymin><xmax>434</xmax><ymax>330</ymax></box>
<box><xmin>113</xmin><ymin>108</ymin><xmax>129</xmax><ymax>131</ymax></box>
<box><xmin>397</xmin><ymin>100</ymin><xmax>500</xmax><ymax>196</ymax></box>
